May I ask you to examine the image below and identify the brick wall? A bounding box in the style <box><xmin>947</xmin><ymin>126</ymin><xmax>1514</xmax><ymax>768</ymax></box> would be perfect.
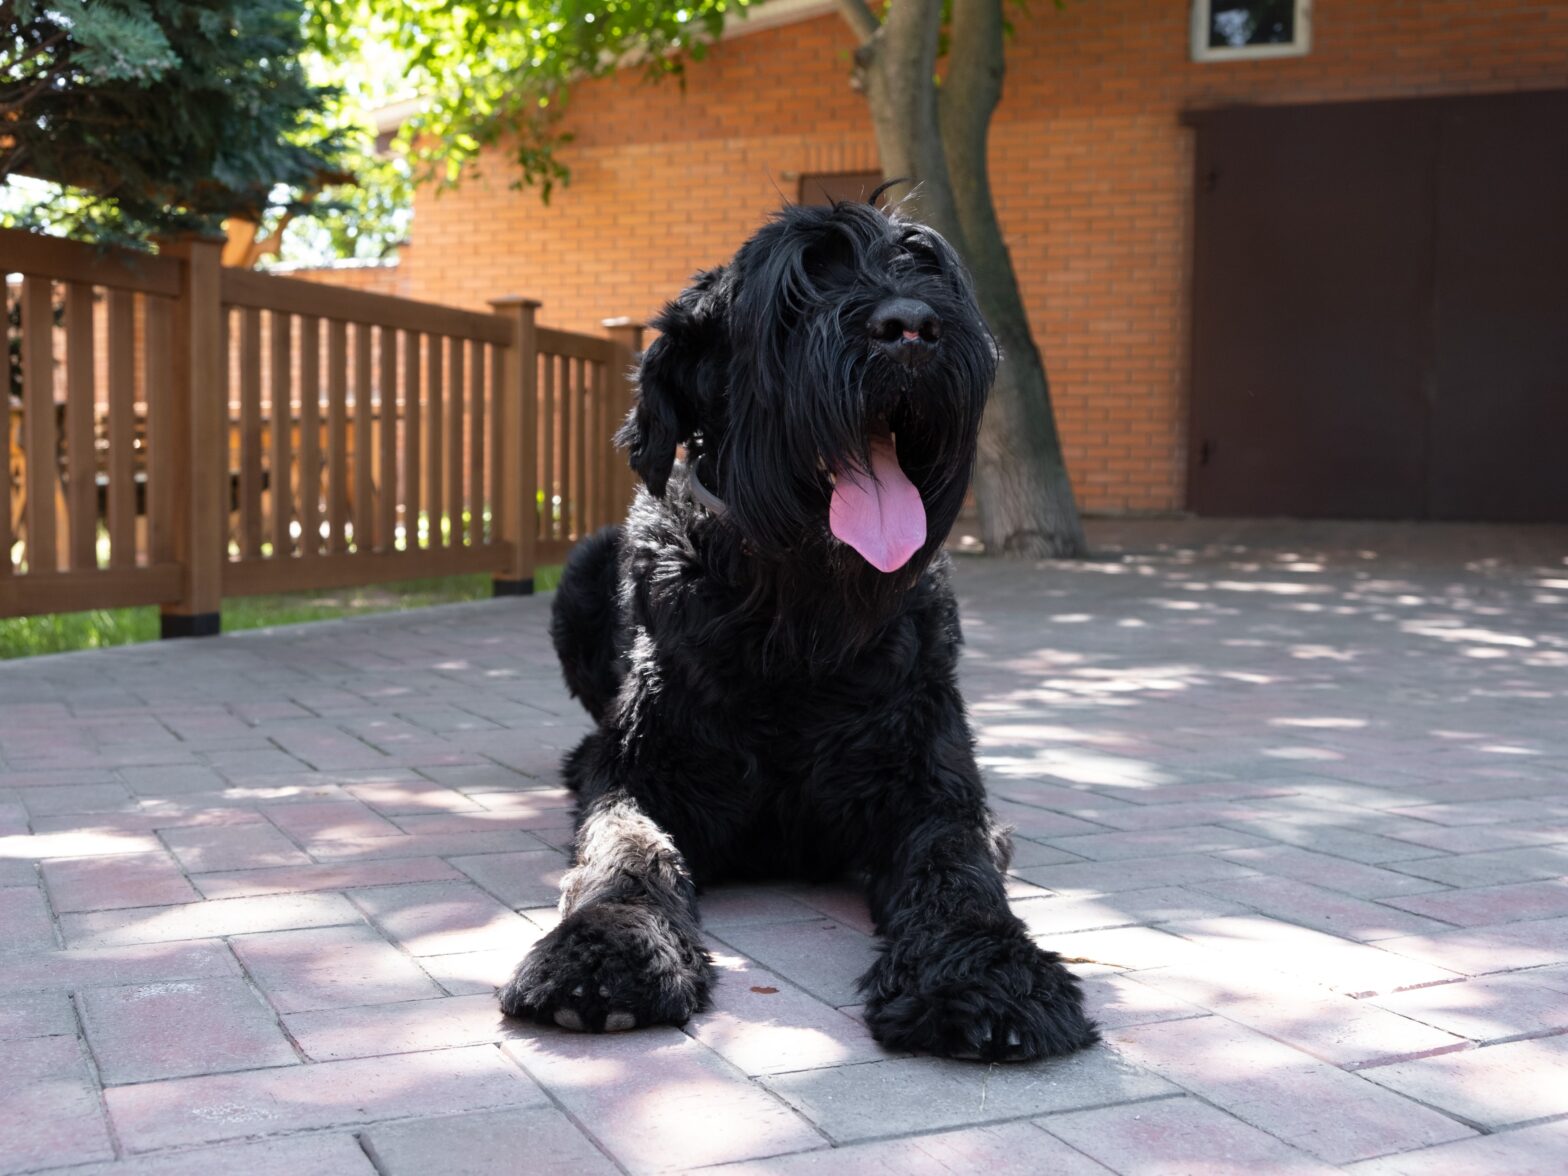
<box><xmin>323</xmin><ymin>0</ymin><xmax>1568</xmax><ymax>512</ymax></box>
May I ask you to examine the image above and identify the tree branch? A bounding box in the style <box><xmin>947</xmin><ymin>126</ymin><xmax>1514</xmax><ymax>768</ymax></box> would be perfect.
<box><xmin>833</xmin><ymin>0</ymin><xmax>880</xmax><ymax>44</ymax></box>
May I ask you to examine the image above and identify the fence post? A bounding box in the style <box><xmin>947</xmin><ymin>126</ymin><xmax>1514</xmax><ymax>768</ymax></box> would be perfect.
<box><xmin>491</xmin><ymin>296</ymin><xmax>541</xmax><ymax>596</ymax></box>
<box><xmin>158</xmin><ymin>234</ymin><xmax>226</xmax><ymax>638</ymax></box>
<box><xmin>601</xmin><ymin>317</ymin><xmax>644</xmax><ymax>515</ymax></box>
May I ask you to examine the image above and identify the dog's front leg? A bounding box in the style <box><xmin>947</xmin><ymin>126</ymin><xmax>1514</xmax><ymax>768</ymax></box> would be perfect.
<box><xmin>498</xmin><ymin>792</ymin><xmax>712</xmax><ymax>1031</ymax></box>
<box><xmin>860</xmin><ymin>815</ymin><xmax>1099</xmax><ymax>1062</ymax></box>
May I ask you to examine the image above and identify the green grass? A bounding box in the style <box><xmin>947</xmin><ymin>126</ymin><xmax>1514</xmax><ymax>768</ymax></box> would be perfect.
<box><xmin>0</xmin><ymin>565</ymin><xmax>563</xmax><ymax>660</ymax></box>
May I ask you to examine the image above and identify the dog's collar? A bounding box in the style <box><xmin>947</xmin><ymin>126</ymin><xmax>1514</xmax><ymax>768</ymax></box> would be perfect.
<box><xmin>688</xmin><ymin>457</ymin><xmax>728</xmax><ymax>517</ymax></box>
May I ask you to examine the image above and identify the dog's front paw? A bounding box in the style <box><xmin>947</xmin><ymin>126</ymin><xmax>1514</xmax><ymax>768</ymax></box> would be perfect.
<box><xmin>498</xmin><ymin>902</ymin><xmax>712</xmax><ymax>1032</ymax></box>
<box><xmin>861</xmin><ymin>924</ymin><xmax>1099</xmax><ymax>1062</ymax></box>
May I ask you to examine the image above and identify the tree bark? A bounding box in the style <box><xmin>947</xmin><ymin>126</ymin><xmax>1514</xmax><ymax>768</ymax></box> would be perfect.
<box><xmin>837</xmin><ymin>0</ymin><xmax>1087</xmax><ymax>558</ymax></box>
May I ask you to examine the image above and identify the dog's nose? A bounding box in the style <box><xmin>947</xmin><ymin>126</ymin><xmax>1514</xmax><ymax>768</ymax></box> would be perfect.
<box><xmin>867</xmin><ymin>298</ymin><xmax>941</xmax><ymax>345</ymax></box>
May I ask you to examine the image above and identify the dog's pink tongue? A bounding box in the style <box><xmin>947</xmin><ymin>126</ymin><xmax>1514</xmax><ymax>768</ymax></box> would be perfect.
<box><xmin>829</xmin><ymin>435</ymin><xmax>926</xmax><ymax>573</ymax></box>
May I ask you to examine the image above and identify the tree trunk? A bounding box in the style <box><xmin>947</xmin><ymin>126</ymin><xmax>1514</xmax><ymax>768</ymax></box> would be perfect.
<box><xmin>837</xmin><ymin>0</ymin><xmax>1087</xmax><ymax>558</ymax></box>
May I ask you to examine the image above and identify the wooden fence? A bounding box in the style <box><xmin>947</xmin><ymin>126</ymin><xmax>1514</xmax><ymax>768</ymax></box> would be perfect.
<box><xmin>1</xmin><ymin>228</ymin><xmax>640</xmax><ymax>633</ymax></box>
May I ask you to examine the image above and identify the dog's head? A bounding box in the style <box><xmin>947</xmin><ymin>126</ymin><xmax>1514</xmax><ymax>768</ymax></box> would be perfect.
<box><xmin>622</xmin><ymin>199</ymin><xmax>995</xmax><ymax>589</ymax></box>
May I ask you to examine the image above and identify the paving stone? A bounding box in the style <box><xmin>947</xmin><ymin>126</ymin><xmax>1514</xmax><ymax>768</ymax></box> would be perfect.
<box><xmin>1367</xmin><ymin>971</ymin><xmax>1568</xmax><ymax>1043</ymax></box>
<box><xmin>159</xmin><ymin>823</ymin><xmax>312</xmax><ymax>872</ymax></box>
<box><xmin>230</xmin><ymin>923</ymin><xmax>445</xmax><ymax>1012</ymax></box>
<box><xmin>0</xmin><ymin>1035</ymin><xmax>116</xmax><ymax>1172</ymax></box>
<box><xmin>1359</xmin><ymin>1034</ymin><xmax>1568</xmax><ymax>1129</ymax></box>
<box><xmin>1079</xmin><ymin>972</ymin><xmax>1209</xmax><ymax>1032</ymax></box>
<box><xmin>0</xmin><ymin>828</ymin><xmax>162</xmax><ymax>860</ymax></box>
<box><xmin>1136</xmin><ymin>963</ymin><xmax>1471</xmax><ymax>1069</ymax></box>
<box><xmin>79</xmin><ymin>976</ymin><xmax>298</xmax><ymax>1083</ymax></box>
<box><xmin>1386</xmin><ymin>845</ymin><xmax>1568</xmax><ymax>888</ymax></box>
<box><xmin>414</xmin><ymin>762</ymin><xmax>543</xmax><ymax>793</ymax></box>
<box><xmin>1015</xmin><ymin>853</ymin><xmax>1260</xmax><ymax>895</ymax></box>
<box><xmin>0</xmin><ymin>885</ymin><xmax>57</xmax><ymax>953</ymax></box>
<box><xmin>1344</xmin><ymin>1117</ymin><xmax>1568</xmax><ymax>1175</ymax></box>
<box><xmin>782</xmin><ymin>882</ymin><xmax>877</xmax><ymax>934</ymax></box>
<box><xmin>418</xmin><ymin>947</ymin><xmax>528</xmax><ymax>995</ymax></box>
<box><xmin>711</xmin><ymin>918</ymin><xmax>877</xmax><ymax>1007</ymax></box>
<box><xmin>262</xmin><ymin>799</ymin><xmax>404</xmax><ymax>842</ymax></box>
<box><xmin>190</xmin><ymin>856</ymin><xmax>465</xmax><ymax>899</ymax></box>
<box><xmin>762</xmin><ymin>1046</ymin><xmax>1176</xmax><ymax>1143</ymax></box>
<box><xmin>502</xmin><ymin>1029</ymin><xmax>825</xmax><ymax>1173</ymax></box>
<box><xmin>1041</xmin><ymin>826</ymin><xmax>1278</xmax><ymax>861</ymax></box>
<box><xmin>1013</xmin><ymin>886</ymin><xmax>1252</xmax><ymax>935</ymax></box>
<box><xmin>62</xmin><ymin>892</ymin><xmax>362</xmax><ymax>948</ymax></box>
<box><xmin>448</xmin><ymin>848</ymin><xmax>570</xmax><ymax>908</ymax></box>
<box><xmin>42</xmin><ymin>852</ymin><xmax>201</xmax><ymax>913</ymax></box>
<box><xmin>1375</xmin><ymin>916</ymin><xmax>1568</xmax><ymax>975</ymax></box>
<box><xmin>1381</xmin><ymin>821</ymin><xmax>1568</xmax><ymax>855</ymax></box>
<box><xmin>345</xmin><ymin>778</ymin><xmax>487</xmax><ymax>814</ymax></box>
<box><xmin>1191</xmin><ymin>875</ymin><xmax>1455</xmax><ymax>941</ymax></box>
<box><xmin>0</xmin><ymin>803</ymin><xmax>27</xmax><ymax>837</ymax></box>
<box><xmin>362</xmin><ymin>1107</ymin><xmax>618</xmax><ymax>1176</ymax></box>
<box><xmin>0</xmin><ymin>991</ymin><xmax>76</xmax><ymax>1041</ymax></box>
<box><xmin>19</xmin><ymin>781</ymin><xmax>134</xmax><ymax>816</ymax></box>
<box><xmin>0</xmin><ymin>941</ymin><xmax>241</xmax><ymax>993</ymax></box>
<box><xmin>106</xmin><ymin>1043</ymin><xmax>547</xmax><ymax>1152</ymax></box>
<box><xmin>1042</xmin><ymin>1094</ymin><xmax>1338</xmax><ymax>1175</ymax></box>
<box><xmin>118</xmin><ymin>765</ymin><xmax>230</xmax><ymax>795</ymax></box>
<box><xmin>350</xmin><ymin>880</ymin><xmax>540</xmax><ymax>957</ymax></box>
<box><xmin>688</xmin><ymin>944</ymin><xmax>888</xmax><ymax>1075</ymax></box>
<box><xmin>1163</xmin><ymin>915</ymin><xmax>1461</xmax><ymax>996</ymax></box>
<box><xmin>307</xmin><ymin>830</ymin><xmax>545</xmax><ymax>862</ymax></box>
<box><xmin>1110</xmin><ymin>1018</ymin><xmax>1477</xmax><ymax>1164</ymax></box>
<box><xmin>705</xmin><ymin>1121</ymin><xmax>1110</xmax><ymax>1175</ymax></box>
<box><xmin>1218</xmin><ymin>844</ymin><xmax>1448</xmax><ymax>899</ymax></box>
<box><xmin>1219</xmin><ymin>821</ymin><xmax>1441</xmax><ymax>865</ymax></box>
<box><xmin>1382</xmin><ymin>879</ymin><xmax>1568</xmax><ymax>927</ymax></box>
<box><xmin>51</xmin><ymin>1133</ymin><xmax>379</xmax><ymax>1175</ymax></box>
<box><xmin>285</xmin><ymin>991</ymin><xmax>524</xmax><ymax>1059</ymax></box>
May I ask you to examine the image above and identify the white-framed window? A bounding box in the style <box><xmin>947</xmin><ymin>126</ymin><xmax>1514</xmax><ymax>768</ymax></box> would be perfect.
<box><xmin>1191</xmin><ymin>0</ymin><xmax>1312</xmax><ymax>62</ymax></box>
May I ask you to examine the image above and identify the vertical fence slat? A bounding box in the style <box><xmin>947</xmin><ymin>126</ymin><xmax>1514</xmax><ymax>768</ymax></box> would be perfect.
<box><xmin>21</xmin><ymin>278</ymin><xmax>57</xmax><ymax>574</ymax></box>
<box><xmin>595</xmin><ymin>362</ymin><xmax>612</xmax><ymax>531</ymax></box>
<box><xmin>327</xmin><ymin>319</ymin><xmax>349</xmax><ymax>554</ymax></box>
<box><xmin>298</xmin><ymin>317</ymin><xmax>320</xmax><ymax>559</ymax></box>
<box><xmin>65</xmin><ymin>282</ymin><xmax>97</xmax><ymax>570</ymax></box>
<box><xmin>572</xmin><ymin>356</ymin><xmax>587</xmax><ymax>541</ymax></box>
<box><xmin>447</xmin><ymin>337</ymin><xmax>464</xmax><ymax>547</ymax></box>
<box><xmin>469</xmin><ymin>338</ymin><xmax>485</xmax><ymax>548</ymax></box>
<box><xmin>378</xmin><ymin>325</ymin><xmax>397</xmax><ymax>553</ymax></box>
<box><xmin>353</xmin><ymin>321</ymin><xmax>373</xmax><ymax>552</ymax></box>
<box><xmin>589</xmin><ymin>362</ymin><xmax>602</xmax><ymax>533</ymax></box>
<box><xmin>239</xmin><ymin>307</ymin><xmax>263</xmax><ymax>559</ymax></box>
<box><xmin>270</xmin><ymin>312</ymin><xmax>293</xmax><ymax>559</ymax></box>
<box><xmin>145</xmin><ymin>297</ymin><xmax>174</xmax><ymax>564</ymax></box>
<box><xmin>489</xmin><ymin>298</ymin><xmax>539</xmax><ymax>591</ymax></box>
<box><xmin>541</xmin><ymin>352</ymin><xmax>556</xmax><ymax>542</ymax></box>
<box><xmin>402</xmin><ymin>330</ymin><xmax>420</xmax><ymax>552</ymax></box>
<box><xmin>106</xmin><ymin>291</ymin><xmax>136</xmax><ymax>568</ymax></box>
<box><xmin>487</xmin><ymin>342</ymin><xmax>502</xmax><ymax>546</ymax></box>
<box><xmin>427</xmin><ymin>335</ymin><xmax>444</xmax><ymax>552</ymax></box>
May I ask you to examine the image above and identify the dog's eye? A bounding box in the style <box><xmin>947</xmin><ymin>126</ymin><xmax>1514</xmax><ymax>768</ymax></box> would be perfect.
<box><xmin>803</xmin><ymin>236</ymin><xmax>855</xmax><ymax>283</ymax></box>
<box><xmin>902</xmin><ymin>237</ymin><xmax>944</xmax><ymax>275</ymax></box>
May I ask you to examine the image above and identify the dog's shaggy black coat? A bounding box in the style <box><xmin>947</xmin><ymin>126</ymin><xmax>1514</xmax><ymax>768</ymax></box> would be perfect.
<box><xmin>499</xmin><ymin>199</ymin><xmax>1099</xmax><ymax>1061</ymax></box>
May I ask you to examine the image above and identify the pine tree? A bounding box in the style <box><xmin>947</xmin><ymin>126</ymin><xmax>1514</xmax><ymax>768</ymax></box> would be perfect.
<box><xmin>1</xmin><ymin>0</ymin><xmax>339</xmax><ymax>243</ymax></box>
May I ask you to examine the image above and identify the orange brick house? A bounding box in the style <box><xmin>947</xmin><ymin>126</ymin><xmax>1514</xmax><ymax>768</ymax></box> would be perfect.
<box><xmin>304</xmin><ymin>0</ymin><xmax>1568</xmax><ymax>520</ymax></box>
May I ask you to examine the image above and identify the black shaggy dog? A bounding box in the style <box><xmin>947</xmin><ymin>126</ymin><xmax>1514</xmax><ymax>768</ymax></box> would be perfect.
<box><xmin>498</xmin><ymin>198</ymin><xmax>1098</xmax><ymax>1062</ymax></box>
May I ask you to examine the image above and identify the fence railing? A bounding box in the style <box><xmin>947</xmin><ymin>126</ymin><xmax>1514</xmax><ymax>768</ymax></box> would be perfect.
<box><xmin>2</xmin><ymin>228</ymin><xmax>641</xmax><ymax>633</ymax></box>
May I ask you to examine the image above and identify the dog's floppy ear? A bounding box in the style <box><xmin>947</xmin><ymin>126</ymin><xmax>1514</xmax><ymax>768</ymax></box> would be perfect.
<box><xmin>617</xmin><ymin>267</ymin><xmax>730</xmax><ymax>497</ymax></box>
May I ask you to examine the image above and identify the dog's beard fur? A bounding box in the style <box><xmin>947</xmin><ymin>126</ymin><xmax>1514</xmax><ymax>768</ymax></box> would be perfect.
<box><xmin>619</xmin><ymin>200</ymin><xmax>997</xmax><ymax>671</ymax></box>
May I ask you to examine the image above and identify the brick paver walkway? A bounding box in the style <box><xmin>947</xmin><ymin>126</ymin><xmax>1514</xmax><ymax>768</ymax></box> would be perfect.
<box><xmin>3</xmin><ymin>520</ymin><xmax>1567</xmax><ymax>1174</ymax></box>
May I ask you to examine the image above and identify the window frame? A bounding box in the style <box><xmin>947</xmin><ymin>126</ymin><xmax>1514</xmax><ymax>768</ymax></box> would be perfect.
<box><xmin>1190</xmin><ymin>0</ymin><xmax>1313</xmax><ymax>63</ymax></box>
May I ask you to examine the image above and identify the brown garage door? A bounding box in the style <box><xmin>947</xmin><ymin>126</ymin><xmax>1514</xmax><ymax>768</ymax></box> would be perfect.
<box><xmin>1187</xmin><ymin>90</ymin><xmax>1568</xmax><ymax>521</ymax></box>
